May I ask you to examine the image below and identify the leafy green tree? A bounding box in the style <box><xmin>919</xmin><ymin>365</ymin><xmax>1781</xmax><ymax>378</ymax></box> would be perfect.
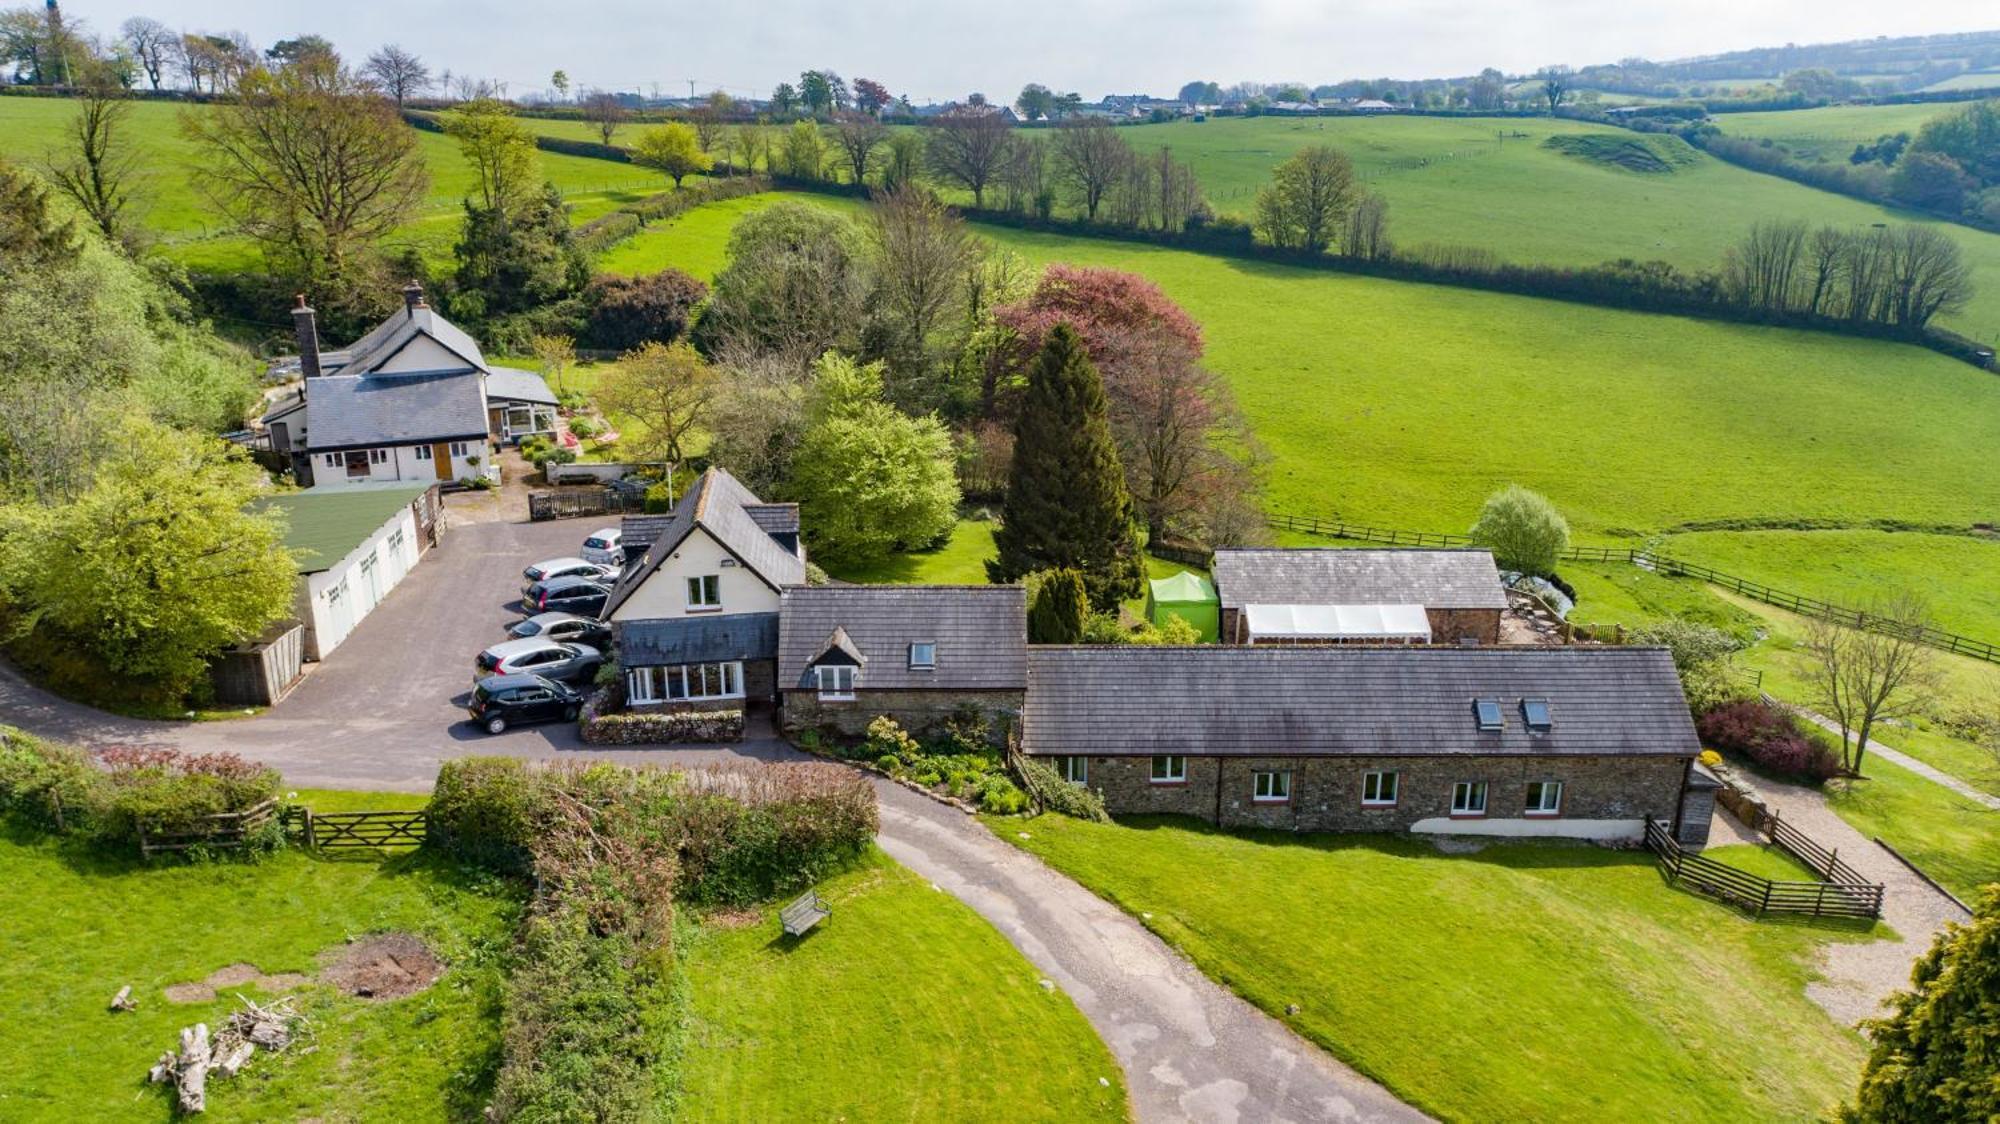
<box><xmin>1469</xmin><ymin>485</ymin><xmax>1569</xmax><ymax>575</ymax></box>
<box><xmin>631</xmin><ymin>122</ymin><xmax>713</xmax><ymax>187</ymax></box>
<box><xmin>1027</xmin><ymin>569</ymin><xmax>1088</xmax><ymax>644</ymax></box>
<box><xmin>450</xmin><ymin>182</ymin><xmax>589</xmax><ymax>319</ymax></box>
<box><xmin>1254</xmin><ymin>145</ymin><xmax>1359</xmax><ymax>255</ymax></box>
<box><xmin>0</xmin><ymin>419</ymin><xmax>296</xmax><ymax>701</ymax></box>
<box><xmin>770</xmin><ymin>82</ymin><xmax>799</xmax><ymax>117</ymax></box>
<box><xmin>988</xmin><ymin>325</ymin><xmax>1142</xmax><ymax>608</ymax></box>
<box><xmin>1907</xmin><ymin>98</ymin><xmax>1999</xmax><ymax>187</ymax></box>
<box><xmin>788</xmin><ymin>353</ymin><xmax>959</xmax><ymax>566</ymax></box>
<box><xmin>441</xmin><ymin>98</ymin><xmax>541</xmax><ymax>213</ymax></box>
<box><xmin>697</xmin><ymin>201</ymin><xmax>870</xmax><ymax>365</ymax></box>
<box><xmin>1016</xmin><ymin>83</ymin><xmax>1055</xmax><ymax>121</ymax></box>
<box><xmin>596</xmin><ymin>341</ymin><xmax>715</xmax><ymax>464</ymax></box>
<box><xmin>1843</xmin><ymin>888</ymin><xmax>2000</xmax><ymax>1122</ymax></box>
<box><xmin>779</xmin><ymin>119</ymin><xmax>828</xmax><ymax>179</ymax></box>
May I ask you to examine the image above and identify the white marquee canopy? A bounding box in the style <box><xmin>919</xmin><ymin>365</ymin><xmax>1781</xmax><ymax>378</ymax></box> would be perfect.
<box><xmin>1243</xmin><ymin>603</ymin><xmax>1433</xmax><ymax>643</ymax></box>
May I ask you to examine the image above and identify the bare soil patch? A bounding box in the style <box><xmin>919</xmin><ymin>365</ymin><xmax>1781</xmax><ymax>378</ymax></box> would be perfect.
<box><xmin>317</xmin><ymin>932</ymin><xmax>442</xmax><ymax>1000</ymax></box>
<box><xmin>162</xmin><ymin>963</ymin><xmax>312</xmax><ymax>1004</ymax></box>
<box><xmin>704</xmin><ymin>906</ymin><xmax>764</xmax><ymax>930</ymax></box>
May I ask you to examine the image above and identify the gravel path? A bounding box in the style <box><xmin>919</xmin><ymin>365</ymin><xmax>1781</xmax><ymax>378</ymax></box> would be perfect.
<box><xmin>1720</xmin><ymin>770</ymin><xmax>1971</xmax><ymax>1027</ymax></box>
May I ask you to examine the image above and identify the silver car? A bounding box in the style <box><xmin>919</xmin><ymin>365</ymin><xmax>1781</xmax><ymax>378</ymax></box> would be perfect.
<box><xmin>580</xmin><ymin>527</ymin><xmax>624</xmax><ymax>566</ymax></box>
<box><xmin>474</xmin><ymin>637</ymin><xmax>603</xmax><ymax>684</ymax></box>
<box><xmin>521</xmin><ymin>557</ymin><xmax>617</xmax><ymax>599</ymax></box>
<box><xmin>508</xmin><ymin>612</ymin><xmax>611</xmax><ymax>648</ymax></box>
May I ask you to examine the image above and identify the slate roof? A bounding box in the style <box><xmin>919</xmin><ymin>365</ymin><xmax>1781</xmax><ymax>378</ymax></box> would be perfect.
<box><xmin>1022</xmin><ymin>646</ymin><xmax>1696</xmax><ymax>759</ymax></box>
<box><xmin>616</xmin><ymin>613</ymin><xmax>780</xmax><ymax>668</ymax></box>
<box><xmin>602</xmin><ymin>468</ymin><xmax>807</xmax><ymax>617</ymax></box>
<box><xmin>1211</xmin><ymin>548</ymin><xmax>1508</xmax><ymax>612</ymax></box>
<box><xmin>621</xmin><ymin>514</ymin><xmax>676</xmax><ymax>554</ymax></box>
<box><xmin>745</xmin><ymin>503</ymin><xmax>800</xmax><ymax>536</ymax></box>
<box><xmin>251</xmin><ymin>482</ymin><xmax>429</xmax><ymax>573</ymax></box>
<box><xmin>778</xmin><ymin>586</ymin><xmax>1027</xmax><ymax>692</ymax></box>
<box><xmin>330</xmin><ymin>304</ymin><xmax>487</xmax><ymax>376</ymax></box>
<box><xmin>485</xmin><ymin>365</ymin><xmax>557</xmax><ymax>405</ymax></box>
<box><xmin>303</xmin><ymin>371</ymin><xmax>489</xmax><ymax>449</ymax></box>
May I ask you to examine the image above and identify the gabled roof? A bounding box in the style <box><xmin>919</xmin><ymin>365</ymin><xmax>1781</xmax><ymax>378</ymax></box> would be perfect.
<box><xmin>810</xmin><ymin>626</ymin><xmax>866</xmax><ymax>667</ymax></box>
<box><xmin>1148</xmin><ymin>571</ymin><xmax>1216</xmax><ymax>605</ymax></box>
<box><xmin>1211</xmin><ymin>548</ymin><xmax>1508</xmax><ymax>612</ymax></box>
<box><xmin>1022</xmin><ymin>646</ymin><xmax>1696</xmax><ymax>759</ymax></box>
<box><xmin>601</xmin><ymin>468</ymin><xmax>807</xmax><ymax>618</ymax></box>
<box><xmin>303</xmin><ymin>371</ymin><xmax>488</xmax><ymax>449</ymax></box>
<box><xmin>744</xmin><ymin>503</ymin><xmax>800</xmax><ymax>537</ymax></box>
<box><xmin>616</xmin><ymin>613</ymin><xmax>780</xmax><ymax>668</ymax></box>
<box><xmin>331</xmin><ymin>304</ymin><xmax>488</xmax><ymax>376</ymax></box>
<box><xmin>485</xmin><ymin>365</ymin><xmax>557</xmax><ymax>406</ymax></box>
<box><xmin>778</xmin><ymin>585</ymin><xmax>1027</xmax><ymax>691</ymax></box>
<box><xmin>251</xmin><ymin>482</ymin><xmax>429</xmax><ymax>573</ymax></box>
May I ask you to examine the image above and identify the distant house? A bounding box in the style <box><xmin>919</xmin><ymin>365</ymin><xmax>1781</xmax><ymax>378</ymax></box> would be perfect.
<box><xmin>777</xmin><ymin>585</ymin><xmax>1026</xmax><ymax>741</ymax></box>
<box><xmin>261</xmin><ymin>283</ymin><xmax>557</xmax><ymax>488</ymax></box>
<box><xmin>1210</xmin><ymin>548</ymin><xmax>1509</xmax><ymax>646</ymax></box>
<box><xmin>1022</xmin><ymin>645</ymin><xmax>1704</xmax><ymax>843</ymax></box>
<box><xmin>252</xmin><ymin>482</ymin><xmax>440</xmax><ymax>660</ymax></box>
<box><xmin>1347</xmin><ymin>98</ymin><xmax>1399</xmax><ymax>112</ymax></box>
<box><xmin>602</xmin><ymin>468</ymin><xmax>806</xmax><ymax>712</ymax></box>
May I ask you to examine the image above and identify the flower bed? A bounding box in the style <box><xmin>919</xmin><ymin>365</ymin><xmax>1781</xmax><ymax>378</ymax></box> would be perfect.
<box><xmin>581</xmin><ymin>704</ymin><xmax>743</xmax><ymax>746</ymax></box>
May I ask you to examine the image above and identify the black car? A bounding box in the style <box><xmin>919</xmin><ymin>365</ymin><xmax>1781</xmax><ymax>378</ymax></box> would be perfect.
<box><xmin>466</xmin><ymin>673</ymin><xmax>583</xmax><ymax>735</ymax></box>
<box><xmin>524</xmin><ymin>575</ymin><xmax>612</xmax><ymax>615</ymax></box>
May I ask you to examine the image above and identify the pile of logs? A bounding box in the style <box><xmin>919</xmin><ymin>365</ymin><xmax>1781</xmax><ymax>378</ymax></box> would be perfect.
<box><xmin>146</xmin><ymin>997</ymin><xmax>299</xmax><ymax>1114</ymax></box>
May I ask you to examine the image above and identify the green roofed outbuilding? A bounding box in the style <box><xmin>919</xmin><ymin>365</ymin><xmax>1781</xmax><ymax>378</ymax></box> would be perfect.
<box><xmin>248</xmin><ymin>482</ymin><xmax>440</xmax><ymax>660</ymax></box>
<box><xmin>1146</xmin><ymin>570</ymin><xmax>1218</xmax><ymax>642</ymax></box>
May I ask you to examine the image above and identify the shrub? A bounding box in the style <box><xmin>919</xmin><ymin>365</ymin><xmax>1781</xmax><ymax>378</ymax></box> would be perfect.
<box><xmin>643</xmin><ymin>481</ymin><xmax>674</xmax><ymax>513</ymax></box>
<box><xmin>671</xmin><ymin>764</ymin><xmax>876</xmax><ymax>906</ymax></box>
<box><xmin>428</xmin><ymin>757</ymin><xmax>542</xmax><ymax>874</ymax></box>
<box><xmin>0</xmin><ymin>728</ymin><xmax>103</xmax><ymax>833</ymax></box>
<box><xmin>1470</xmin><ymin>485</ymin><xmax>1570</xmax><ymax>576</ymax></box>
<box><xmin>565</xmin><ymin>416</ymin><xmax>601</xmax><ymax>440</ymax></box>
<box><xmin>1696</xmin><ymin>700</ymin><xmax>1843</xmax><ymax>783</ymax></box>
<box><xmin>864</xmin><ymin>716</ymin><xmax>922</xmax><ymax>767</ymax></box>
<box><xmin>1014</xmin><ymin>756</ymin><xmax>1111</xmax><ymax>822</ymax></box>
<box><xmin>976</xmin><ymin>774</ymin><xmax>1030</xmax><ymax>814</ymax></box>
<box><xmin>93</xmin><ymin>747</ymin><xmax>281</xmax><ymax>848</ymax></box>
<box><xmin>583</xmin><ymin>269</ymin><xmax>708</xmax><ymax>351</ymax></box>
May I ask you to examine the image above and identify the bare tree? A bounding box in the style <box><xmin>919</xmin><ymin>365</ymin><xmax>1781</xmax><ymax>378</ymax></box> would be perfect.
<box><xmin>831</xmin><ymin>113</ymin><xmax>889</xmax><ymax>186</ymax></box>
<box><xmin>363</xmin><ymin>44</ymin><xmax>429</xmax><ymax>107</ymax></box>
<box><xmin>1152</xmin><ymin>146</ymin><xmax>1203</xmax><ymax>233</ymax></box>
<box><xmin>1803</xmin><ymin>593</ymin><xmax>1938</xmax><ymax>774</ymax></box>
<box><xmin>925</xmin><ymin>105</ymin><xmax>1012</xmax><ymax>208</ymax></box>
<box><xmin>1880</xmin><ymin>224</ymin><xmax>1973</xmax><ymax>330</ymax></box>
<box><xmin>119</xmin><ymin>17</ymin><xmax>172</xmax><ymax>90</ymax></box>
<box><xmin>1802</xmin><ymin>225</ymin><xmax>1848</xmax><ymax>316</ymax></box>
<box><xmin>1723</xmin><ymin>220</ymin><xmax>1808</xmax><ymax>313</ymax></box>
<box><xmin>1343</xmin><ymin>191</ymin><xmax>1392</xmax><ymax>260</ymax></box>
<box><xmin>996</xmin><ymin>134</ymin><xmax>1047</xmax><ymax>215</ymax></box>
<box><xmin>865</xmin><ymin>185</ymin><xmax>979</xmax><ymax>409</ymax></box>
<box><xmin>42</xmin><ymin>81</ymin><xmax>140</xmax><ymax>244</ymax></box>
<box><xmin>1539</xmin><ymin>65</ymin><xmax>1573</xmax><ymax>113</ymax></box>
<box><xmin>1051</xmin><ymin>118</ymin><xmax>1132</xmax><ymax>221</ymax></box>
<box><xmin>582</xmin><ymin>91</ymin><xmax>628</xmax><ymax>145</ymax></box>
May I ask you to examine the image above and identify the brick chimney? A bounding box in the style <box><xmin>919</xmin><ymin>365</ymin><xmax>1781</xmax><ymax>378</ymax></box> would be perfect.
<box><xmin>291</xmin><ymin>295</ymin><xmax>322</xmax><ymax>379</ymax></box>
<box><xmin>402</xmin><ymin>280</ymin><xmax>426</xmax><ymax>313</ymax></box>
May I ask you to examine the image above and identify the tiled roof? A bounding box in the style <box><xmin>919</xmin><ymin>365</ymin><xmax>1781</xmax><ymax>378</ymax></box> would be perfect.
<box><xmin>616</xmin><ymin>613</ymin><xmax>780</xmax><ymax>667</ymax></box>
<box><xmin>778</xmin><ymin>585</ymin><xmax>1027</xmax><ymax>691</ymax></box>
<box><xmin>485</xmin><ymin>365</ymin><xmax>557</xmax><ymax>406</ymax></box>
<box><xmin>1023</xmin><ymin>646</ymin><xmax>1696</xmax><ymax>758</ymax></box>
<box><xmin>334</xmin><ymin>305</ymin><xmax>487</xmax><ymax>375</ymax></box>
<box><xmin>602</xmin><ymin>468</ymin><xmax>807</xmax><ymax>618</ymax></box>
<box><xmin>745</xmin><ymin>503</ymin><xmax>800</xmax><ymax>536</ymax></box>
<box><xmin>302</xmin><ymin>371</ymin><xmax>488</xmax><ymax>449</ymax></box>
<box><xmin>1211</xmin><ymin>548</ymin><xmax>1508</xmax><ymax>611</ymax></box>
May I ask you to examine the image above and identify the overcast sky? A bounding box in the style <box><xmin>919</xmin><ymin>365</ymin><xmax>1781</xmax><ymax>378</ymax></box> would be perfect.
<box><xmin>56</xmin><ymin>1</ymin><xmax>1999</xmax><ymax>103</ymax></box>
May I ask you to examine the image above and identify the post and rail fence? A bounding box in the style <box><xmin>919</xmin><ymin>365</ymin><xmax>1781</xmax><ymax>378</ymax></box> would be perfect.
<box><xmin>1267</xmin><ymin>512</ymin><xmax>2000</xmax><ymax>666</ymax></box>
<box><xmin>528</xmin><ymin>487</ymin><xmax>647</xmax><ymax>522</ymax></box>
<box><xmin>1643</xmin><ymin>818</ymin><xmax>1883</xmax><ymax>920</ymax></box>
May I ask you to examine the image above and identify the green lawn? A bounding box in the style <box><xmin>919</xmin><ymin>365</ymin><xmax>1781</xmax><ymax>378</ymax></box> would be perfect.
<box><xmin>680</xmin><ymin>848</ymin><xmax>1127</xmax><ymax>1122</ymax></box>
<box><xmin>595</xmin><ymin>191</ymin><xmax>810</xmax><ymax>281</ymax></box>
<box><xmin>1704</xmin><ymin>842</ymin><xmax>1822</xmax><ymax>881</ymax></box>
<box><xmin>0</xmin><ymin>826</ymin><xmax>520</xmax><ymax>1122</ymax></box>
<box><xmin>822</xmin><ymin>518</ymin><xmax>1000</xmax><ymax>584</ymax></box>
<box><xmin>1714</xmin><ymin>103</ymin><xmax>1961</xmax><ymax>161</ymax></box>
<box><xmin>998</xmin><ymin>814</ymin><xmax>1874</xmax><ymax>1123</ymax></box>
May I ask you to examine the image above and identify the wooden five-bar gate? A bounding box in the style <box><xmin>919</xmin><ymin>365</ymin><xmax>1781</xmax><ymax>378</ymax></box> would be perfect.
<box><xmin>285</xmin><ymin>807</ymin><xmax>428</xmax><ymax>851</ymax></box>
<box><xmin>1643</xmin><ymin>818</ymin><xmax>1882</xmax><ymax>920</ymax></box>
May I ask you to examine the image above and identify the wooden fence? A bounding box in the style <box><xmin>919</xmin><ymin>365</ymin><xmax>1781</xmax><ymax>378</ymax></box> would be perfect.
<box><xmin>528</xmin><ymin>487</ymin><xmax>647</xmax><ymax>522</ymax></box>
<box><xmin>1267</xmin><ymin>512</ymin><xmax>2000</xmax><ymax>666</ymax></box>
<box><xmin>285</xmin><ymin>807</ymin><xmax>428</xmax><ymax>851</ymax></box>
<box><xmin>1643</xmin><ymin>818</ymin><xmax>1882</xmax><ymax>919</ymax></box>
<box><xmin>137</xmin><ymin>798</ymin><xmax>279</xmax><ymax>858</ymax></box>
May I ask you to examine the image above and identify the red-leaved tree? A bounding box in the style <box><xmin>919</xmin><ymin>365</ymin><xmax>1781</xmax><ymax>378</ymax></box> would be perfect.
<box><xmin>991</xmin><ymin>265</ymin><xmax>1259</xmax><ymax>543</ymax></box>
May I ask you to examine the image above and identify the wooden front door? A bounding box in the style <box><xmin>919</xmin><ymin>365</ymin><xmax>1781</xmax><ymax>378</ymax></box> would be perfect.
<box><xmin>431</xmin><ymin>442</ymin><xmax>452</xmax><ymax>481</ymax></box>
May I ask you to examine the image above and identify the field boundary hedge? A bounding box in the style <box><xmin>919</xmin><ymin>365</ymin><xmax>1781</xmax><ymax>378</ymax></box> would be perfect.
<box><xmin>766</xmin><ymin>178</ymin><xmax>1997</xmax><ymax>369</ymax></box>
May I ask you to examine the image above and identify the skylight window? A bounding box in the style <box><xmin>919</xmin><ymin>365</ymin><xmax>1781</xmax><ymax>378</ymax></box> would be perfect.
<box><xmin>1522</xmin><ymin>698</ymin><xmax>1553</xmax><ymax>731</ymax></box>
<box><xmin>1473</xmin><ymin>698</ymin><xmax>1504</xmax><ymax>732</ymax></box>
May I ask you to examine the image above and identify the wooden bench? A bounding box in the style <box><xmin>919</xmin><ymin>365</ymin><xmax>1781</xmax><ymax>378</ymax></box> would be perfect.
<box><xmin>780</xmin><ymin>890</ymin><xmax>831</xmax><ymax>937</ymax></box>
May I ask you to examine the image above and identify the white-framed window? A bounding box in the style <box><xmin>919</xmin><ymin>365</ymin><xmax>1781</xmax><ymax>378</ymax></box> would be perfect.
<box><xmin>1451</xmin><ymin>781</ymin><xmax>1488</xmax><ymax>816</ymax></box>
<box><xmin>1151</xmin><ymin>755</ymin><xmax>1186</xmax><ymax>784</ymax></box>
<box><xmin>1057</xmin><ymin>755</ymin><xmax>1088</xmax><ymax>785</ymax></box>
<box><xmin>1525</xmin><ymin>780</ymin><xmax>1563</xmax><ymax>816</ymax></box>
<box><xmin>414</xmin><ymin>444</ymin><xmax>432</xmax><ymax>460</ymax></box>
<box><xmin>369</xmin><ymin>448</ymin><xmax>389</xmax><ymax>465</ymax></box>
<box><xmin>506</xmin><ymin>405</ymin><xmax>536</xmax><ymax>432</ymax></box>
<box><xmin>908</xmin><ymin>642</ymin><xmax>937</xmax><ymax>670</ymax></box>
<box><xmin>322</xmin><ymin>453</ymin><xmax>341</xmax><ymax>467</ymax></box>
<box><xmin>628</xmin><ymin>662</ymin><xmax>743</xmax><ymax>704</ymax></box>
<box><xmin>685</xmin><ymin>574</ymin><xmax>721</xmax><ymax>610</ymax></box>
<box><xmin>1253</xmin><ymin>770</ymin><xmax>1291</xmax><ymax>803</ymax></box>
<box><xmin>1362</xmin><ymin>770</ymin><xmax>1399</xmax><ymax>806</ymax></box>
<box><xmin>815</xmin><ymin>664</ymin><xmax>856</xmax><ymax>700</ymax></box>
<box><xmin>449</xmin><ymin>441</ymin><xmax>469</xmax><ymax>457</ymax></box>
<box><xmin>344</xmin><ymin>450</ymin><xmax>370</xmax><ymax>477</ymax></box>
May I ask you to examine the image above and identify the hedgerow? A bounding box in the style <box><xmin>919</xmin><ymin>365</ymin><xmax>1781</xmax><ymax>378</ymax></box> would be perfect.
<box><xmin>0</xmin><ymin>729</ymin><xmax>280</xmax><ymax>850</ymax></box>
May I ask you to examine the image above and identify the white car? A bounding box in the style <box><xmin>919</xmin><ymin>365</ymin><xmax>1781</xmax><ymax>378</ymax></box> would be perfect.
<box><xmin>475</xmin><ymin>637</ymin><xmax>603</xmax><ymax>684</ymax></box>
<box><xmin>580</xmin><ymin>527</ymin><xmax>624</xmax><ymax>566</ymax></box>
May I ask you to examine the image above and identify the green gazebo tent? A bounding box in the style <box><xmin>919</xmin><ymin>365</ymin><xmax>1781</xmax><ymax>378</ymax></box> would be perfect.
<box><xmin>1145</xmin><ymin>570</ymin><xmax>1218</xmax><ymax>642</ymax></box>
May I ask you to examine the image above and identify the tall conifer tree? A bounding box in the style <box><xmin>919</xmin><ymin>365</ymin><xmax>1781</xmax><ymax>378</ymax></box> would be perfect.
<box><xmin>988</xmin><ymin>324</ymin><xmax>1141</xmax><ymax>607</ymax></box>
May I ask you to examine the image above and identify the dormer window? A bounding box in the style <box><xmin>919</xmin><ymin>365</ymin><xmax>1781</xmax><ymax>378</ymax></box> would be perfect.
<box><xmin>686</xmin><ymin>574</ymin><xmax>721</xmax><ymax>610</ymax></box>
<box><xmin>909</xmin><ymin>642</ymin><xmax>937</xmax><ymax>671</ymax></box>
<box><xmin>1473</xmin><ymin>698</ymin><xmax>1504</xmax><ymax>732</ymax></box>
<box><xmin>816</xmin><ymin>665</ymin><xmax>856</xmax><ymax>700</ymax></box>
<box><xmin>1521</xmin><ymin>698</ymin><xmax>1552</xmax><ymax>731</ymax></box>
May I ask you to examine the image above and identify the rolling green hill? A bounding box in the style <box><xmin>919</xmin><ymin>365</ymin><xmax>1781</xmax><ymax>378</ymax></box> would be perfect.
<box><xmin>1713</xmin><ymin>102</ymin><xmax>1962</xmax><ymax>160</ymax></box>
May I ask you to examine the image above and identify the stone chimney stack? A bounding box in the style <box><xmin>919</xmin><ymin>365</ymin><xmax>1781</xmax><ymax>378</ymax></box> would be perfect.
<box><xmin>402</xmin><ymin>280</ymin><xmax>426</xmax><ymax>313</ymax></box>
<box><xmin>291</xmin><ymin>295</ymin><xmax>322</xmax><ymax>379</ymax></box>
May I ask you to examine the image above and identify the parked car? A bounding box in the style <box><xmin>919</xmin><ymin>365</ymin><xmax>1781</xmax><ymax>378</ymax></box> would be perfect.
<box><xmin>475</xmin><ymin>637</ymin><xmax>603</xmax><ymax>684</ymax></box>
<box><xmin>523</xmin><ymin>575</ymin><xmax>612</xmax><ymax>616</ymax></box>
<box><xmin>521</xmin><ymin>557</ymin><xmax>617</xmax><ymax>597</ymax></box>
<box><xmin>508</xmin><ymin>612</ymin><xmax>612</xmax><ymax>648</ymax></box>
<box><xmin>465</xmin><ymin>673</ymin><xmax>583</xmax><ymax>735</ymax></box>
<box><xmin>579</xmin><ymin>527</ymin><xmax>624</xmax><ymax>566</ymax></box>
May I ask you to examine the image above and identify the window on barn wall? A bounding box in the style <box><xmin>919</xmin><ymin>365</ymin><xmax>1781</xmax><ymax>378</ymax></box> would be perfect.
<box><xmin>1526</xmin><ymin>781</ymin><xmax>1563</xmax><ymax>816</ymax></box>
<box><xmin>1253</xmin><ymin>770</ymin><xmax>1291</xmax><ymax>802</ymax></box>
<box><xmin>1151</xmin><ymin>755</ymin><xmax>1187</xmax><ymax>783</ymax></box>
<box><xmin>1362</xmin><ymin>770</ymin><xmax>1398</xmax><ymax>806</ymax></box>
<box><xmin>1451</xmin><ymin>781</ymin><xmax>1488</xmax><ymax>816</ymax></box>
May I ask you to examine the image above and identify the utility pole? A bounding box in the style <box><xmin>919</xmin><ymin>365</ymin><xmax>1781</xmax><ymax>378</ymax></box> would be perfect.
<box><xmin>687</xmin><ymin>79</ymin><xmax>696</xmax><ymax>100</ymax></box>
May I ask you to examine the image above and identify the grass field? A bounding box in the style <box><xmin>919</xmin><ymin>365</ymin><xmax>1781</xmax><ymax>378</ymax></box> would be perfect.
<box><xmin>0</xmin><ymin>98</ymin><xmax>656</xmax><ymax>270</ymax></box>
<box><xmin>623</xmin><ymin>193</ymin><xmax>2000</xmax><ymax>567</ymax></box>
<box><xmin>1714</xmin><ymin>103</ymin><xmax>1961</xmax><ymax>161</ymax></box>
<box><xmin>680</xmin><ymin>848</ymin><xmax>1128</xmax><ymax>1122</ymax></box>
<box><xmin>999</xmin><ymin>814</ymin><xmax>1875</xmax><ymax>1123</ymax></box>
<box><xmin>0</xmin><ymin>826</ymin><xmax>519</xmax><ymax>1122</ymax></box>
